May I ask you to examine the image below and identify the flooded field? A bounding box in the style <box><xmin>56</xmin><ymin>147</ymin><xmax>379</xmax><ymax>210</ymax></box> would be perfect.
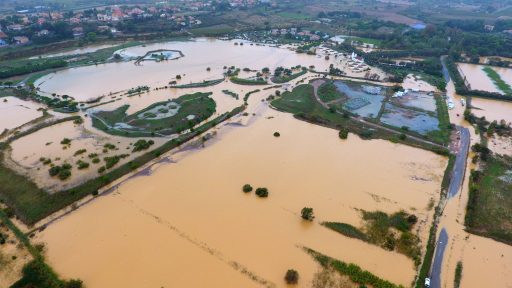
<box><xmin>457</xmin><ymin>63</ymin><xmax>512</xmax><ymax>93</ymax></box>
<box><xmin>35</xmin><ymin>38</ymin><xmax>386</xmax><ymax>103</ymax></box>
<box><xmin>381</xmin><ymin>103</ymin><xmax>439</xmax><ymax>135</ymax></box>
<box><xmin>8</xmin><ymin>120</ymin><xmax>166</xmax><ymax>191</ymax></box>
<box><xmin>0</xmin><ymin>96</ymin><xmax>44</xmax><ymax>132</ymax></box>
<box><xmin>402</xmin><ymin>74</ymin><xmax>437</xmax><ymax>92</ymax></box>
<box><xmin>333</xmin><ymin>80</ymin><xmax>386</xmax><ymax>118</ymax></box>
<box><xmin>29</xmin><ymin>44</ymin><xmax>118</xmax><ymax>59</ymax></box>
<box><xmin>471</xmin><ymin>97</ymin><xmax>512</xmax><ymax>124</ymax></box>
<box><xmin>35</xmin><ymin>107</ymin><xmax>447</xmax><ymax>288</ymax></box>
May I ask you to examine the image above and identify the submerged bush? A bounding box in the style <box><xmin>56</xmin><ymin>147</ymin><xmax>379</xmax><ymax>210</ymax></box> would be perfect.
<box><xmin>242</xmin><ymin>184</ymin><xmax>253</xmax><ymax>193</ymax></box>
<box><xmin>255</xmin><ymin>187</ymin><xmax>269</xmax><ymax>197</ymax></box>
<box><xmin>284</xmin><ymin>269</ymin><xmax>299</xmax><ymax>285</ymax></box>
<box><xmin>301</xmin><ymin>207</ymin><xmax>315</xmax><ymax>221</ymax></box>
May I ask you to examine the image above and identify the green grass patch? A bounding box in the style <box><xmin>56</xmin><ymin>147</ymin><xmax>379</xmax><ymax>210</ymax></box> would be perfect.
<box><xmin>454</xmin><ymin>261</ymin><xmax>463</xmax><ymax>288</ymax></box>
<box><xmin>322</xmin><ymin>222</ymin><xmax>368</xmax><ymax>241</ymax></box>
<box><xmin>173</xmin><ymin>78</ymin><xmax>224</xmax><ymax>88</ymax></box>
<box><xmin>271</xmin><ymin>69</ymin><xmax>307</xmax><ymax>84</ymax></box>
<box><xmin>276</xmin><ymin>12</ymin><xmax>310</xmax><ymax>20</ymax></box>
<box><xmin>482</xmin><ymin>66</ymin><xmax>512</xmax><ymax>95</ymax></box>
<box><xmin>426</xmin><ymin>94</ymin><xmax>451</xmax><ymax>145</ymax></box>
<box><xmin>304</xmin><ymin>248</ymin><xmax>404</xmax><ymax>288</ymax></box>
<box><xmin>351</xmin><ymin>36</ymin><xmax>383</xmax><ymax>46</ymax></box>
<box><xmin>189</xmin><ymin>24</ymin><xmax>234</xmax><ymax>36</ymax></box>
<box><xmin>92</xmin><ymin>92</ymin><xmax>215</xmax><ymax>137</ymax></box>
<box><xmin>243</xmin><ymin>89</ymin><xmax>260</xmax><ymax>102</ymax></box>
<box><xmin>465</xmin><ymin>156</ymin><xmax>512</xmax><ymax>244</ymax></box>
<box><xmin>230</xmin><ymin>77</ymin><xmax>268</xmax><ymax>85</ymax></box>
<box><xmin>317</xmin><ymin>81</ymin><xmax>345</xmax><ymax>103</ymax></box>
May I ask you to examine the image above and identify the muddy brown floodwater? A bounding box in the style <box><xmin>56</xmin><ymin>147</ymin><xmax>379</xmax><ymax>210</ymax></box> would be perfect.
<box><xmin>36</xmin><ymin>98</ymin><xmax>446</xmax><ymax>287</ymax></box>
<box><xmin>0</xmin><ymin>96</ymin><xmax>44</xmax><ymax>132</ymax></box>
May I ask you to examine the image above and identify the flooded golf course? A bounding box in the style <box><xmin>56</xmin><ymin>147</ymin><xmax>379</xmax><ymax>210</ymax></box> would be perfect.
<box><xmin>0</xmin><ymin>38</ymin><xmax>450</xmax><ymax>287</ymax></box>
<box><xmin>35</xmin><ymin>109</ymin><xmax>446</xmax><ymax>288</ymax></box>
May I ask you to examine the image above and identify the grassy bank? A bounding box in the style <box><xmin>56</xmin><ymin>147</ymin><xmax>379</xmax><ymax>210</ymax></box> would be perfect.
<box><xmin>0</xmin><ymin>209</ymin><xmax>83</xmax><ymax>287</ymax></box>
<box><xmin>322</xmin><ymin>210</ymin><xmax>422</xmax><ymax>264</ymax></box>
<box><xmin>427</xmin><ymin>94</ymin><xmax>451</xmax><ymax>145</ymax></box>
<box><xmin>230</xmin><ymin>77</ymin><xmax>268</xmax><ymax>85</ymax></box>
<box><xmin>92</xmin><ymin>92</ymin><xmax>216</xmax><ymax>137</ymax></box>
<box><xmin>465</xmin><ymin>156</ymin><xmax>512</xmax><ymax>245</ymax></box>
<box><xmin>482</xmin><ymin>66</ymin><xmax>512</xmax><ymax>95</ymax></box>
<box><xmin>0</xmin><ymin>105</ymin><xmax>245</xmax><ymax>225</ymax></box>
<box><xmin>304</xmin><ymin>248</ymin><xmax>404</xmax><ymax>288</ymax></box>
<box><xmin>271</xmin><ymin>69</ymin><xmax>307</xmax><ymax>84</ymax></box>
<box><xmin>173</xmin><ymin>78</ymin><xmax>224</xmax><ymax>88</ymax></box>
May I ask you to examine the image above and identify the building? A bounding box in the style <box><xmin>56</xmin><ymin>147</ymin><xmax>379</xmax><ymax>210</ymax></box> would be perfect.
<box><xmin>13</xmin><ymin>36</ymin><xmax>29</xmax><ymax>45</ymax></box>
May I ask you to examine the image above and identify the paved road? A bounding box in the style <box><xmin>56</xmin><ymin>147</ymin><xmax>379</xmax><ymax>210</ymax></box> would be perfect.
<box><xmin>430</xmin><ymin>228</ymin><xmax>449</xmax><ymax>288</ymax></box>
<box><xmin>448</xmin><ymin>126</ymin><xmax>470</xmax><ymax>198</ymax></box>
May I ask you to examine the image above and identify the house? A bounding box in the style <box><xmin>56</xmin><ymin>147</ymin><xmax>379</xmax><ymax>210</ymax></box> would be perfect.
<box><xmin>36</xmin><ymin>29</ymin><xmax>49</xmax><ymax>37</ymax></box>
<box><xmin>0</xmin><ymin>39</ymin><xmax>8</xmax><ymax>47</ymax></box>
<box><xmin>13</xmin><ymin>36</ymin><xmax>29</xmax><ymax>45</ymax></box>
<box><xmin>484</xmin><ymin>25</ymin><xmax>494</xmax><ymax>32</ymax></box>
<box><xmin>72</xmin><ymin>27</ymin><xmax>84</xmax><ymax>38</ymax></box>
<box><xmin>7</xmin><ymin>24</ymin><xmax>24</xmax><ymax>31</ymax></box>
<box><xmin>0</xmin><ymin>31</ymin><xmax>8</xmax><ymax>40</ymax></box>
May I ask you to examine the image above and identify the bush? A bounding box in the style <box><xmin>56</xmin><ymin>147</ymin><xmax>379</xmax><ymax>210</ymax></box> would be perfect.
<box><xmin>284</xmin><ymin>269</ymin><xmax>299</xmax><ymax>285</ymax></box>
<box><xmin>76</xmin><ymin>160</ymin><xmax>89</xmax><ymax>170</ymax></box>
<box><xmin>273</xmin><ymin>132</ymin><xmax>280</xmax><ymax>137</ymax></box>
<box><xmin>60</xmin><ymin>138</ymin><xmax>71</xmax><ymax>145</ymax></box>
<box><xmin>255</xmin><ymin>187</ymin><xmax>269</xmax><ymax>197</ymax></box>
<box><xmin>339</xmin><ymin>128</ymin><xmax>349</xmax><ymax>139</ymax></box>
<box><xmin>48</xmin><ymin>166</ymin><xmax>61</xmax><ymax>176</ymax></box>
<box><xmin>58</xmin><ymin>169</ymin><xmax>71</xmax><ymax>180</ymax></box>
<box><xmin>301</xmin><ymin>207</ymin><xmax>315</xmax><ymax>221</ymax></box>
<box><xmin>242</xmin><ymin>184</ymin><xmax>253</xmax><ymax>193</ymax></box>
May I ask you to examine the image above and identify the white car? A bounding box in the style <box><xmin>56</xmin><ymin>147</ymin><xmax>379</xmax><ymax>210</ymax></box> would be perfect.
<box><xmin>425</xmin><ymin>278</ymin><xmax>431</xmax><ymax>287</ymax></box>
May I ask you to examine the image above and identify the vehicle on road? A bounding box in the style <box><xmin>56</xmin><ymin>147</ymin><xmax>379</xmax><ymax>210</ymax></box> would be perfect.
<box><xmin>425</xmin><ymin>277</ymin><xmax>431</xmax><ymax>287</ymax></box>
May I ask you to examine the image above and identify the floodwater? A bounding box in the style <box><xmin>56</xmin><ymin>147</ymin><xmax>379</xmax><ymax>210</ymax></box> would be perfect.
<box><xmin>8</xmin><ymin>120</ymin><xmax>166</xmax><ymax>192</ymax></box>
<box><xmin>457</xmin><ymin>63</ymin><xmax>511</xmax><ymax>93</ymax></box>
<box><xmin>402</xmin><ymin>74</ymin><xmax>437</xmax><ymax>92</ymax></box>
<box><xmin>28</xmin><ymin>44</ymin><xmax>117</xmax><ymax>59</ymax></box>
<box><xmin>35</xmin><ymin>38</ymin><xmax>386</xmax><ymax>102</ymax></box>
<box><xmin>471</xmin><ymin>97</ymin><xmax>512</xmax><ymax>124</ymax></box>
<box><xmin>36</xmin><ymin>105</ymin><xmax>447</xmax><ymax>288</ymax></box>
<box><xmin>438</xmin><ymin>74</ymin><xmax>512</xmax><ymax>288</ymax></box>
<box><xmin>0</xmin><ymin>96</ymin><xmax>44</xmax><ymax>132</ymax></box>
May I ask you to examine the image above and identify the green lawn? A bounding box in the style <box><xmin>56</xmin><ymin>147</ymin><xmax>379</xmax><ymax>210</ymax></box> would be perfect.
<box><xmin>92</xmin><ymin>92</ymin><xmax>216</xmax><ymax>137</ymax></box>
<box><xmin>465</xmin><ymin>156</ymin><xmax>512</xmax><ymax>244</ymax></box>
<box><xmin>483</xmin><ymin>66</ymin><xmax>512</xmax><ymax>95</ymax></box>
<box><xmin>317</xmin><ymin>81</ymin><xmax>345</xmax><ymax>103</ymax></box>
<box><xmin>189</xmin><ymin>24</ymin><xmax>235</xmax><ymax>36</ymax></box>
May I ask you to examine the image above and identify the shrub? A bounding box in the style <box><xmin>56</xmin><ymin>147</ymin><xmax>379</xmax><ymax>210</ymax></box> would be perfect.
<box><xmin>301</xmin><ymin>207</ymin><xmax>315</xmax><ymax>221</ymax></box>
<box><xmin>273</xmin><ymin>132</ymin><xmax>280</xmax><ymax>137</ymax></box>
<box><xmin>255</xmin><ymin>187</ymin><xmax>269</xmax><ymax>197</ymax></box>
<box><xmin>76</xmin><ymin>160</ymin><xmax>90</xmax><ymax>170</ymax></box>
<box><xmin>92</xmin><ymin>158</ymin><xmax>100</xmax><ymax>164</ymax></box>
<box><xmin>242</xmin><ymin>184</ymin><xmax>253</xmax><ymax>193</ymax></box>
<box><xmin>132</xmin><ymin>139</ymin><xmax>155</xmax><ymax>152</ymax></box>
<box><xmin>339</xmin><ymin>128</ymin><xmax>349</xmax><ymax>139</ymax></box>
<box><xmin>60</xmin><ymin>138</ymin><xmax>71</xmax><ymax>145</ymax></box>
<box><xmin>48</xmin><ymin>166</ymin><xmax>61</xmax><ymax>176</ymax></box>
<box><xmin>74</xmin><ymin>149</ymin><xmax>87</xmax><ymax>156</ymax></box>
<box><xmin>58</xmin><ymin>169</ymin><xmax>71</xmax><ymax>180</ymax></box>
<box><xmin>284</xmin><ymin>269</ymin><xmax>299</xmax><ymax>285</ymax></box>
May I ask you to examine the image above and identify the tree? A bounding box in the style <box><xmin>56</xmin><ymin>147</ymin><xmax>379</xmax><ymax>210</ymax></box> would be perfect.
<box><xmin>284</xmin><ymin>269</ymin><xmax>299</xmax><ymax>285</ymax></box>
<box><xmin>301</xmin><ymin>207</ymin><xmax>314</xmax><ymax>221</ymax></box>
